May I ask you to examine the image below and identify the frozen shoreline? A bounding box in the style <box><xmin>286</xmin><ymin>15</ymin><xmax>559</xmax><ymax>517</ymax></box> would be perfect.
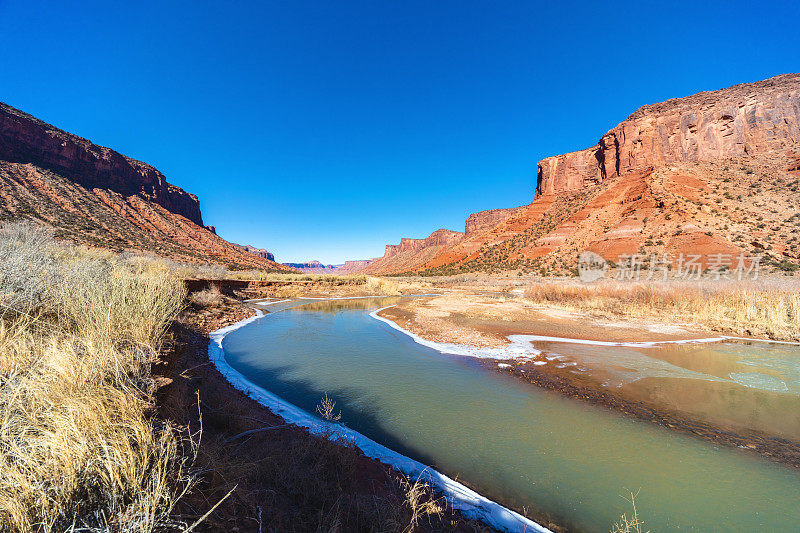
<box><xmin>208</xmin><ymin>301</ymin><xmax>551</xmax><ymax>533</ymax></box>
<box><xmin>370</xmin><ymin>305</ymin><xmax>800</xmax><ymax>359</ymax></box>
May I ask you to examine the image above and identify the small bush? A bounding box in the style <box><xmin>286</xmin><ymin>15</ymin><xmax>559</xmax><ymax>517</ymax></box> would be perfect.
<box><xmin>366</xmin><ymin>276</ymin><xmax>401</xmax><ymax>295</ymax></box>
<box><xmin>611</xmin><ymin>490</ymin><xmax>648</xmax><ymax>533</ymax></box>
<box><xmin>0</xmin><ymin>221</ymin><xmax>61</xmax><ymax>316</ymax></box>
<box><xmin>189</xmin><ymin>285</ymin><xmax>223</xmax><ymax>307</ymax></box>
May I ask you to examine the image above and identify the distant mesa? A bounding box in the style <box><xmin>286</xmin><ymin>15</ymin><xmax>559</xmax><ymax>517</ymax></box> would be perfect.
<box><xmin>282</xmin><ymin>260</ymin><xmax>337</xmax><ymax>273</ymax></box>
<box><xmin>364</xmin><ymin>73</ymin><xmax>800</xmax><ymax>275</ymax></box>
<box><xmin>283</xmin><ymin>258</ymin><xmax>377</xmax><ymax>274</ymax></box>
<box><xmin>337</xmin><ymin>259</ymin><xmax>377</xmax><ymax>274</ymax></box>
<box><xmin>0</xmin><ymin>101</ymin><xmax>290</xmax><ymax>271</ymax></box>
<box><xmin>238</xmin><ymin>244</ymin><xmax>275</xmax><ymax>261</ymax></box>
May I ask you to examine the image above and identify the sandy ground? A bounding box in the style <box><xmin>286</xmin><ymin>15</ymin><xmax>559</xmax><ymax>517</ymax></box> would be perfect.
<box><xmin>378</xmin><ymin>291</ymin><xmax>713</xmax><ymax>347</ymax></box>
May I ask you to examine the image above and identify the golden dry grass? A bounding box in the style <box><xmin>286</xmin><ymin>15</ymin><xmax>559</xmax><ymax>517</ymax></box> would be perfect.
<box><xmin>365</xmin><ymin>276</ymin><xmax>401</xmax><ymax>295</ymax></box>
<box><xmin>188</xmin><ymin>285</ymin><xmax>223</xmax><ymax>308</ymax></box>
<box><xmin>0</xmin><ymin>223</ymin><xmax>190</xmax><ymax>532</ymax></box>
<box><xmin>524</xmin><ymin>279</ymin><xmax>800</xmax><ymax>339</ymax></box>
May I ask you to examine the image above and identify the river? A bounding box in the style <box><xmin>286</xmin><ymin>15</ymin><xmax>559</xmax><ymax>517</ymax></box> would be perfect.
<box><xmin>220</xmin><ymin>297</ymin><xmax>800</xmax><ymax>531</ymax></box>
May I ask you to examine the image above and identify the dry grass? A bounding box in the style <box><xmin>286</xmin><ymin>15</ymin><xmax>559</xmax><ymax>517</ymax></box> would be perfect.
<box><xmin>0</xmin><ymin>222</ymin><xmax>191</xmax><ymax>532</ymax></box>
<box><xmin>524</xmin><ymin>279</ymin><xmax>800</xmax><ymax>339</ymax></box>
<box><xmin>188</xmin><ymin>286</ymin><xmax>223</xmax><ymax>308</ymax></box>
<box><xmin>366</xmin><ymin>276</ymin><xmax>401</xmax><ymax>295</ymax></box>
<box><xmin>399</xmin><ymin>471</ymin><xmax>445</xmax><ymax>533</ymax></box>
<box><xmin>610</xmin><ymin>491</ymin><xmax>648</xmax><ymax>533</ymax></box>
<box><xmin>310</xmin><ymin>395</ymin><xmax>447</xmax><ymax>532</ymax></box>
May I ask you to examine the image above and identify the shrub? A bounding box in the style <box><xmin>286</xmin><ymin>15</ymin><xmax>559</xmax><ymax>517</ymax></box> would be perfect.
<box><xmin>0</xmin><ymin>221</ymin><xmax>61</xmax><ymax>316</ymax></box>
<box><xmin>189</xmin><ymin>285</ymin><xmax>224</xmax><ymax>307</ymax></box>
<box><xmin>366</xmin><ymin>276</ymin><xmax>401</xmax><ymax>295</ymax></box>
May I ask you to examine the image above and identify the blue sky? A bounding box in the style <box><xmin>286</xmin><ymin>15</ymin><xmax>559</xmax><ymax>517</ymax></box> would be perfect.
<box><xmin>1</xmin><ymin>1</ymin><xmax>798</xmax><ymax>263</ymax></box>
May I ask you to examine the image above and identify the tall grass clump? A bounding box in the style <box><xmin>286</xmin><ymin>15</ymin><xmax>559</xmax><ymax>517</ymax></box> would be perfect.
<box><xmin>366</xmin><ymin>276</ymin><xmax>401</xmax><ymax>295</ymax></box>
<box><xmin>0</xmin><ymin>221</ymin><xmax>191</xmax><ymax>532</ymax></box>
<box><xmin>188</xmin><ymin>285</ymin><xmax>223</xmax><ymax>308</ymax></box>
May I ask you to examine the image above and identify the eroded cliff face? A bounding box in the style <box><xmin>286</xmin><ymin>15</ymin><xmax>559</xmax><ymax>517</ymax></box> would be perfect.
<box><xmin>536</xmin><ymin>73</ymin><xmax>800</xmax><ymax>196</ymax></box>
<box><xmin>383</xmin><ymin>228</ymin><xmax>464</xmax><ymax>257</ymax></box>
<box><xmin>0</xmin><ymin>102</ymin><xmax>289</xmax><ymax>270</ymax></box>
<box><xmin>465</xmin><ymin>207</ymin><xmax>521</xmax><ymax>235</ymax></box>
<box><xmin>337</xmin><ymin>259</ymin><xmax>375</xmax><ymax>273</ymax></box>
<box><xmin>360</xmin><ymin>206</ymin><xmax>527</xmax><ymax>274</ymax></box>
<box><xmin>0</xmin><ymin>161</ymin><xmax>289</xmax><ymax>269</ymax></box>
<box><xmin>0</xmin><ymin>102</ymin><xmax>204</xmax><ymax>225</ymax></box>
<box><xmin>240</xmin><ymin>244</ymin><xmax>275</xmax><ymax>261</ymax></box>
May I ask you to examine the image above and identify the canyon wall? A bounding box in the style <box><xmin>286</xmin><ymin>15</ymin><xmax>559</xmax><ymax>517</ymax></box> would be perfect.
<box><xmin>383</xmin><ymin>228</ymin><xmax>464</xmax><ymax>257</ymax></box>
<box><xmin>365</xmin><ymin>73</ymin><xmax>800</xmax><ymax>275</ymax></box>
<box><xmin>359</xmin><ymin>206</ymin><xmax>525</xmax><ymax>274</ymax></box>
<box><xmin>337</xmin><ymin>259</ymin><xmax>375</xmax><ymax>274</ymax></box>
<box><xmin>536</xmin><ymin>73</ymin><xmax>800</xmax><ymax>196</ymax></box>
<box><xmin>465</xmin><ymin>206</ymin><xmax>521</xmax><ymax>235</ymax></box>
<box><xmin>0</xmin><ymin>102</ymin><xmax>204</xmax><ymax>226</ymax></box>
<box><xmin>240</xmin><ymin>244</ymin><xmax>275</xmax><ymax>261</ymax></box>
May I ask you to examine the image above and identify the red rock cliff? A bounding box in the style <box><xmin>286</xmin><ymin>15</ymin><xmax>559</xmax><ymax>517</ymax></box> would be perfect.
<box><xmin>384</xmin><ymin>228</ymin><xmax>464</xmax><ymax>257</ymax></box>
<box><xmin>239</xmin><ymin>244</ymin><xmax>275</xmax><ymax>261</ymax></box>
<box><xmin>536</xmin><ymin>73</ymin><xmax>800</xmax><ymax>196</ymax></box>
<box><xmin>337</xmin><ymin>259</ymin><xmax>376</xmax><ymax>273</ymax></box>
<box><xmin>0</xmin><ymin>102</ymin><xmax>204</xmax><ymax>226</ymax></box>
<box><xmin>465</xmin><ymin>207</ymin><xmax>522</xmax><ymax>235</ymax></box>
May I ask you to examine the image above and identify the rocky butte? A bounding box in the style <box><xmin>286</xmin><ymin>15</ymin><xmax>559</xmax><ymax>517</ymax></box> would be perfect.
<box><xmin>0</xmin><ymin>101</ymin><xmax>289</xmax><ymax>270</ymax></box>
<box><xmin>536</xmin><ymin>73</ymin><xmax>800</xmax><ymax>196</ymax></box>
<box><xmin>355</xmin><ymin>73</ymin><xmax>800</xmax><ymax>275</ymax></box>
<box><xmin>239</xmin><ymin>244</ymin><xmax>275</xmax><ymax>261</ymax></box>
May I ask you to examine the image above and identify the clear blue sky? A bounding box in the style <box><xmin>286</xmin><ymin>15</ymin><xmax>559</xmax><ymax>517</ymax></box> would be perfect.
<box><xmin>1</xmin><ymin>1</ymin><xmax>798</xmax><ymax>263</ymax></box>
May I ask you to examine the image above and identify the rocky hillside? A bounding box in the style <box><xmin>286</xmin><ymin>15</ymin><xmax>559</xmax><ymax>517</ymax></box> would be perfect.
<box><xmin>366</xmin><ymin>73</ymin><xmax>800</xmax><ymax>276</ymax></box>
<box><xmin>0</xmin><ymin>102</ymin><xmax>289</xmax><ymax>270</ymax></box>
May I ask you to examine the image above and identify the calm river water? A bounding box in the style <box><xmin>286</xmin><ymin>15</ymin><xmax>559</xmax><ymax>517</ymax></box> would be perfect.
<box><xmin>221</xmin><ymin>297</ymin><xmax>800</xmax><ymax>532</ymax></box>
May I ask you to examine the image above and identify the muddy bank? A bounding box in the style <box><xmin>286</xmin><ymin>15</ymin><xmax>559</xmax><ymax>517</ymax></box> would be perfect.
<box><xmin>154</xmin><ymin>293</ymin><xmax>517</xmax><ymax>532</ymax></box>
<box><xmin>482</xmin><ymin>357</ymin><xmax>800</xmax><ymax>468</ymax></box>
<box><xmin>377</xmin><ymin>296</ymin><xmax>800</xmax><ymax>470</ymax></box>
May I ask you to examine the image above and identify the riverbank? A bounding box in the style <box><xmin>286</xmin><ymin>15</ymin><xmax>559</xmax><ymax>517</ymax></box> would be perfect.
<box><xmin>376</xmin><ymin>292</ymin><xmax>800</xmax><ymax>468</ymax></box>
<box><xmin>157</xmin><ymin>288</ymin><xmax>531</xmax><ymax>532</ymax></box>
